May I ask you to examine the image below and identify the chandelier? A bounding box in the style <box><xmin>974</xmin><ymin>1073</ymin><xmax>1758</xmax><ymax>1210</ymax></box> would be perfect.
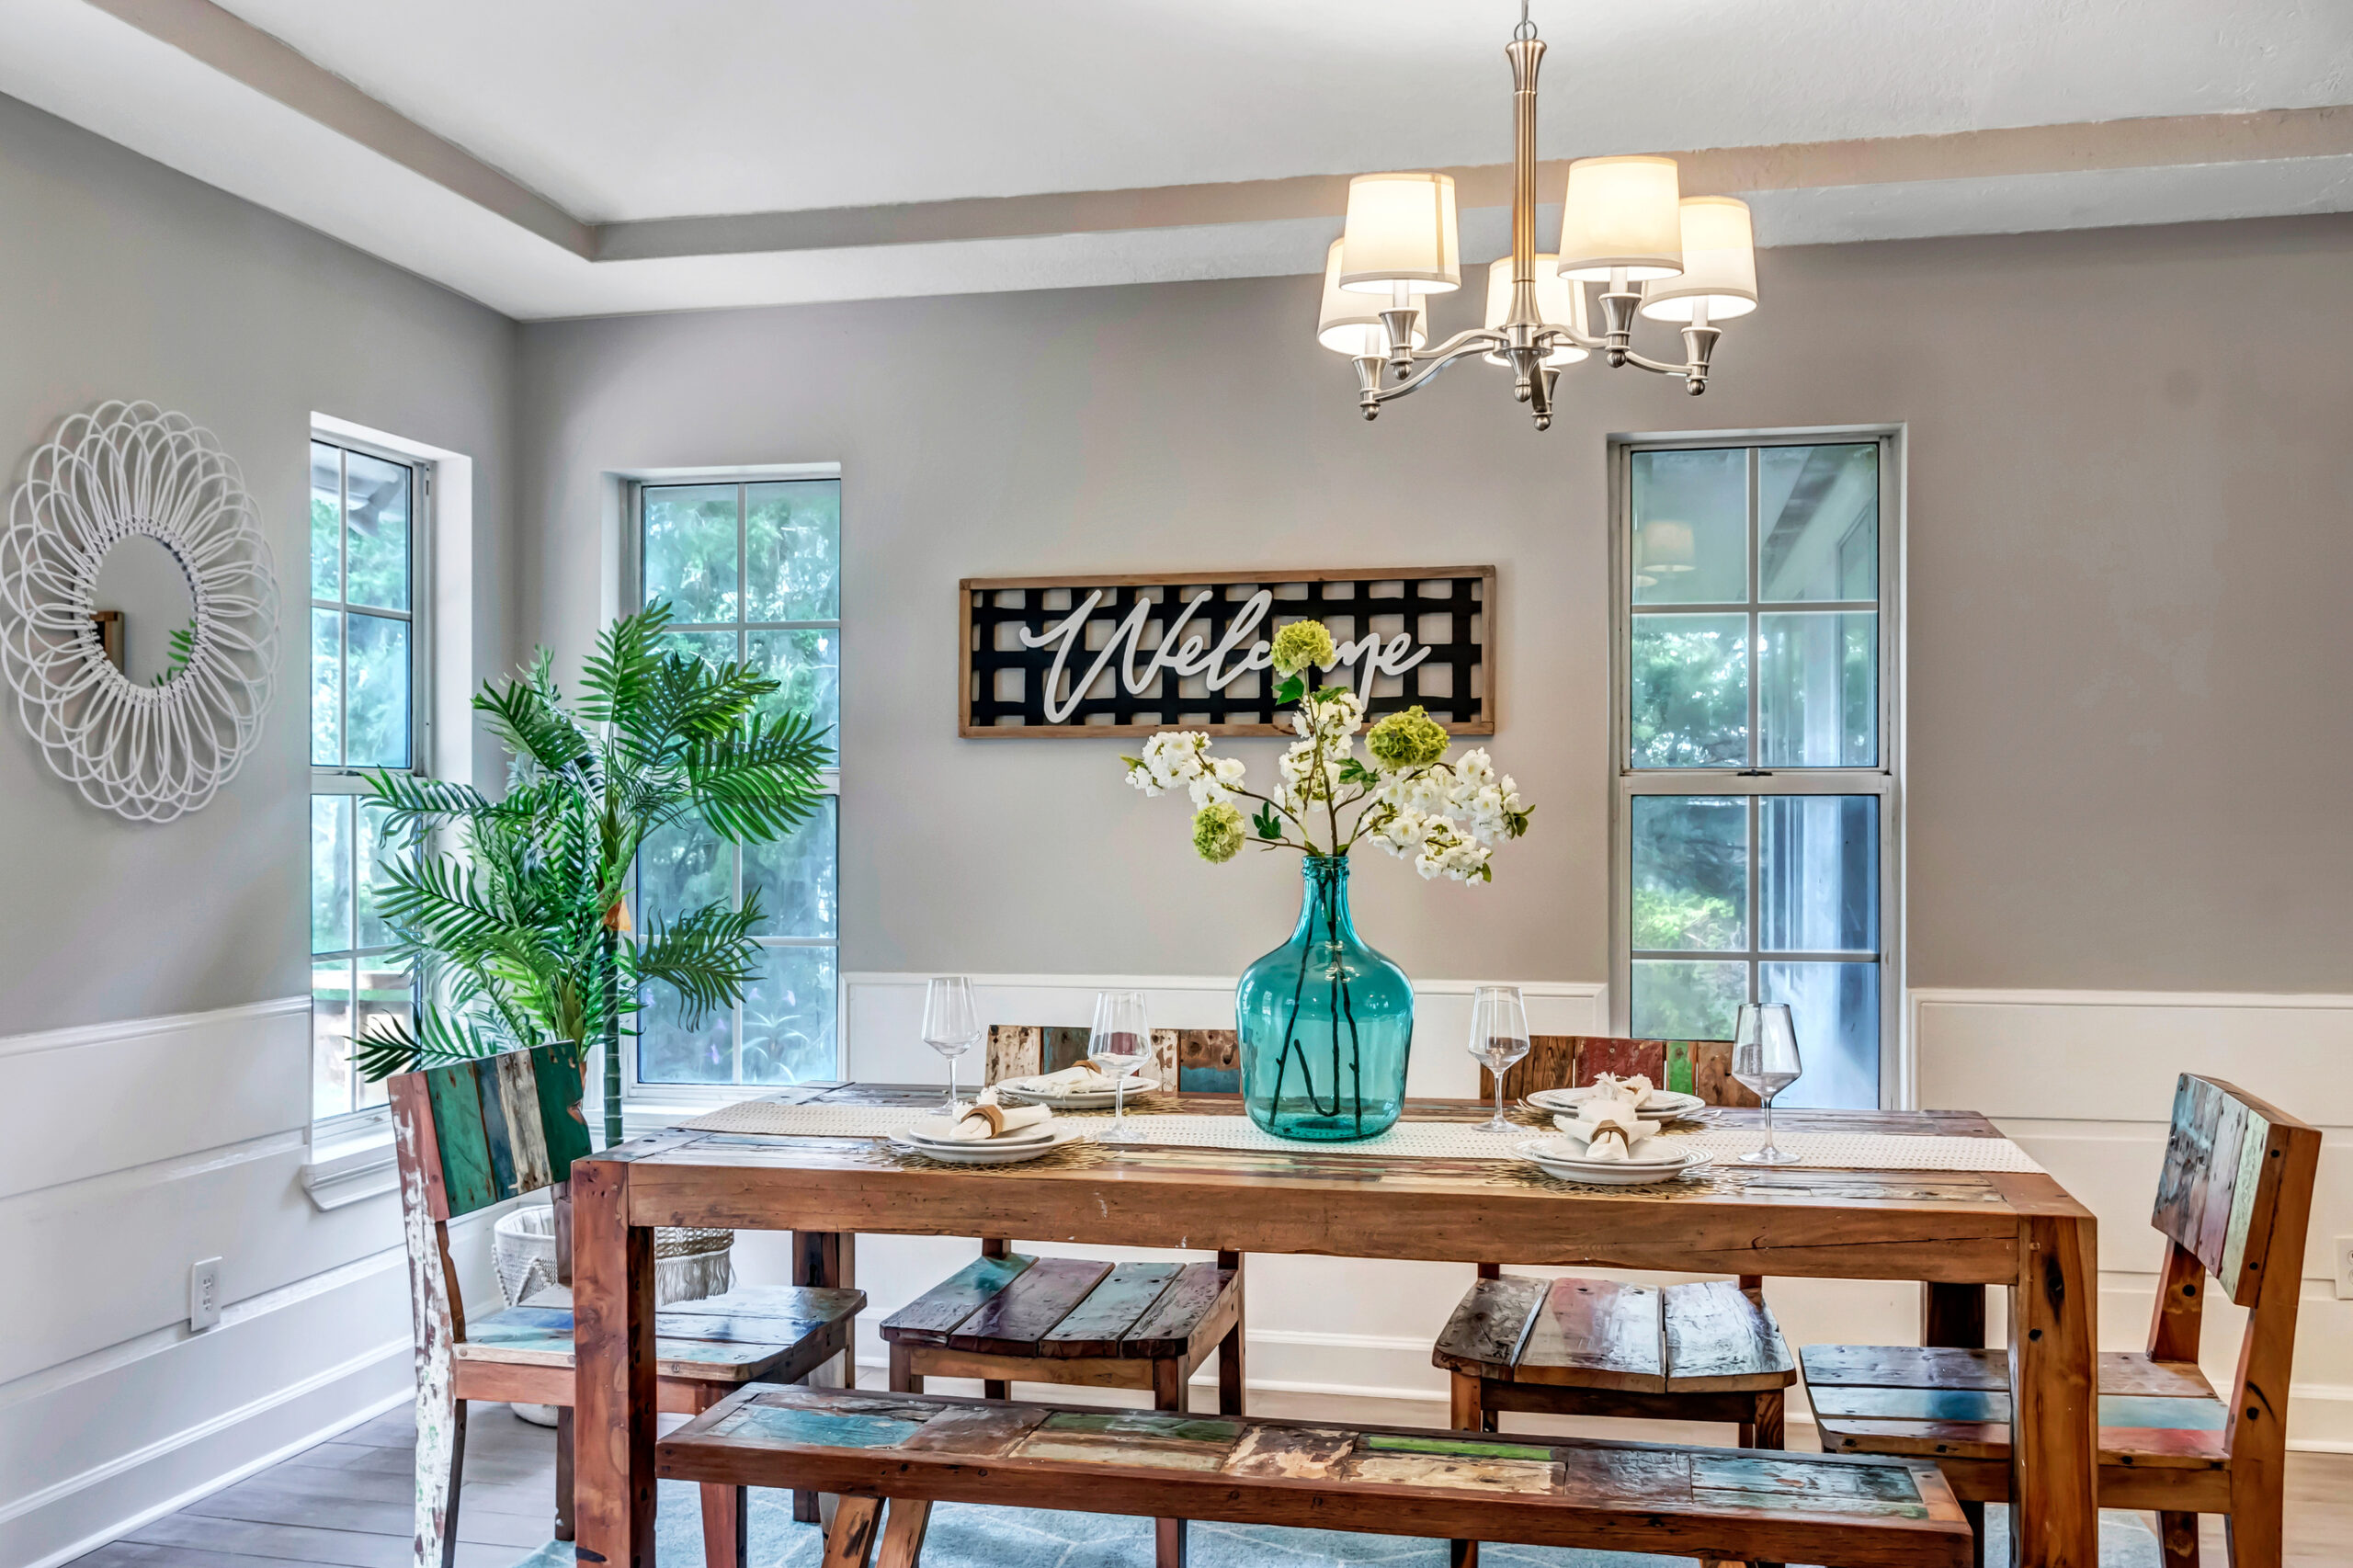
<box><xmin>1316</xmin><ymin>3</ymin><xmax>1759</xmax><ymax>429</ymax></box>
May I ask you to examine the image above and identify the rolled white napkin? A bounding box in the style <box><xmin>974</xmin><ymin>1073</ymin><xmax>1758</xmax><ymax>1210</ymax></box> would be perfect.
<box><xmin>1564</xmin><ymin>1099</ymin><xmax>1650</xmax><ymax>1163</ymax></box>
<box><xmin>914</xmin><ymin>1101</ymin><xmax>1056</xmax><ymax>1142</ymax></box>
<box><xmin>1589</xmin><ymin>1073</ymin><xmax>1656</xmax><ymax>1109</ymax></box>
<box><xmin>1017</xmin><ymin>1060</ymin><xmax>1119</xmax><ymax>1093</ymax></box>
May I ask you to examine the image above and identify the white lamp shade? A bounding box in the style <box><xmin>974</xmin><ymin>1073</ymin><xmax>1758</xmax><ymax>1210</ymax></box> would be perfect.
<box><xmin>1481</xmin><ymin>256</ymin><xmax>1589</xmax><ymax>366</ymax></box>
<box><xmin>1556</xmin><ymin>155</ymin><xmax>1684</xmax><ymax>281</ymax></box>
<box><xmin>1637</xmin><ymin>518</ymin><xmax>1696</xmax><ymax>574</ymax></box>
<box><xmin>1317</xmin><ymin>239</ymin><xmax>1427</xmax><ymax>355</ymax></box>
<box><xmin>1339</xmin><ymin>172</ymin><xmax>1461</xmax><ymax>294</ymax></box>
<box><xmin>1640</xmin><ymin>196</ymin><xmax>1759</xmax><ymax>321</ymax></box>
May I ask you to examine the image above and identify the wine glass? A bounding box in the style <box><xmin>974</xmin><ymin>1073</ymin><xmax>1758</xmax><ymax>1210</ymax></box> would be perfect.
<box><xmin>1088</xmin><ymin>989</ymin><xmax>1151</xmax><ymax>1142</ymax></box>
<box><xmin>921</xmin><ymin>976</ymin><xmax>980</xmax><ymax>1115</ymax></box>
<box><xmin>1732</xmin><ymin>1002</ymin><xmax>1803</xmax><ymax>1165</ymax></box>
<box><xmin>1466</xmin><ymin>984</ymin><xmax>1531</xmax><ymax>1135</ymax></box>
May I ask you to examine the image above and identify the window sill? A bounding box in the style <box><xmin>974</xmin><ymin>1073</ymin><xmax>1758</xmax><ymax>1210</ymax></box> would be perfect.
<box><xmin>301</xmin><ymin>1125</ymin><xmax>399</xmax><ymax>1210</ymax></box>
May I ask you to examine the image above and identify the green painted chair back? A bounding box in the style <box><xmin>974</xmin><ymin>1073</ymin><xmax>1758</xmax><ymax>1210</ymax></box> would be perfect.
<box><xmin>2151</xmin><ymin>1073</ymin><xmax>2319</xmax><ymax>1309</ymax></box>
<box><xmin>388</xmin><ymin>1043</ymin><xmax>594</xmax><ymax>1221</ymax></box>
<box><xmin>1481</xmin><ymin>1034</ymin><xmax>1760</xmax><ymax>1108</ymax></box>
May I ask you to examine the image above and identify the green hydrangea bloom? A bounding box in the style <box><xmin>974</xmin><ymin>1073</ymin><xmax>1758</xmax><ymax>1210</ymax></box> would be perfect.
<box><xmin>1191</xmin><ymin>801</ymin><xmax>1245</xmax><ymax>863</ymax></box>
<box><xmin>1366</xmin><ymin>705</ymin><xmax>1449</xmax><ymax>771</ymax></box>
<box><xmin>1269</xmin><ymin>619</ymin><xmax>1336</xmax><ymax>677</ymax></box>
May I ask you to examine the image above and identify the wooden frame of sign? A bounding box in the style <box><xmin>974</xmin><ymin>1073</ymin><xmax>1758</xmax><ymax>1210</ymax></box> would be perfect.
<box><xmin>960</xmin><ymin>566</ymin><xmax>1496</xmax><ymax>739</ymax></box>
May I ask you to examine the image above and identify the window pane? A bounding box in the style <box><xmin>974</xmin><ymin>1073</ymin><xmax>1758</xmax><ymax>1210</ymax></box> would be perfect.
<box><xmin>636</xmin><ymin>985</ymin><xmax>734</xmax><ymax>1085</ymax></box>
<box><xmin>1630</xmin><ymin>614</ymin><xmax>1747</xmax><ymax>767</ymax></box>
<box><xmin>743</xmin><ymin>946</ymin><xmax>836</xmax><ymax>1085</ymax></box>
<box><xmin>745</xmin><ymin>481</ymin><xmax>840</xmax><ymax>621</ymax></box>
<box><xmin>645</xmin><ymin>484</ymin><xmax>739</xmax><ymax>625</ymax></box>
<box><xmin>311</xmin><ymin>608</ymin><xmax>342</xmax><ymax>766</ymax></box>
<box><xmin>311</xmin><ymin>443</ymin><xmax>341</xmax><ymax>601</ymax></box>
<box><xmin>311</xmin><ymin>794</ymin><xmax>352</xmax><ymax>953</ymax></box>
<box><xmin>1759</xmin><ymin>444</ymin><xmax>1877</xmax><ymax>602</ymax></box>
<box><xmin>312</xmin><ymin>958</ymin><xmax>355</xmax><ymax>1120</ymax></box>
<box><xmin>1759</xmin><ymin>795</ymin><xmax>1879</xmax><ymax>954</ymax></box>
<box><xmin>1631</xmin><ymin>959</ymin><xmax>1746</xmax><ymax>1040</ymax></box>
<box><xmin>659</xmin><ymin>629</ymin><xmax>738</xmax><ymax>671</ymax></box>
<box><xmin>354</xmin><ymin>957</ymin><xmax>409</xmax><ymax>1110</ymax></box>
<box><xmin>745</xmin><ymin>797</ymin><xmax>836</xmax><ymax>938</ymax></box>
<box><xmin>1630</xmin><ymin>796</ymin><xmax>1745</xmax><ymax>951</ymax></box>
<box><xmin>638</xmin><ymin>814</ymin><xmax>732</xmax><ymax>928</ymax></box>
<box><xmin>1631</xmin><ymin>448</ymin><xmax>1746</xmax><ymax>605</ymax></box>
<box><xmin>358</xmin><ymin>801</ymin><xmax>398</xmax><ymax>949</ymax></box>
<box><xmin>343</xmin><ymin>451</ymin><xmax>412</xmax><ymax>612</ymax></box>
<box><xmin>345</xmin><ymin>612</ymin><xmax>412</xmax><ymax>768</ymax></box>
<box><xmin>1760</xmin><ymin>960</ymin><xmax>1879</xmax><ymax>1108</ymax></box>
<box><xmin>747</xmin><ymin>627</ymin><xmax>838</xmax><ymax>735</ymax></box>
<box><xmin>1757</xmin><ymin>611</ymin><xmax>1875</xmax><ymax>767</ymax></box>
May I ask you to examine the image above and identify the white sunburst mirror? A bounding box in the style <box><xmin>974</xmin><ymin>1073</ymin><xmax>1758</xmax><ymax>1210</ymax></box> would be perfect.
<box><xmin>0</xmin><ymin>402</ymin><xmax>279</xmax><ymax>822</ymax></box>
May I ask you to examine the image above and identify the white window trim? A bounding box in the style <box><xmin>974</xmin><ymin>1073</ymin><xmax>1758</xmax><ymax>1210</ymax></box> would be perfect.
<box><xmin>613</xmin><ymin>464</ymin><xmax>847</xmax><ymax>1110</ymax></box>
<box><xmin>302</xmin><ymin>415</ymin><xmax>476</xmax><ymax>1187</ymax></box>
<box><xmin>1606</xmin><ymin>426</ymin><xmax>1909</xmax><ymax>1108</ymax></box>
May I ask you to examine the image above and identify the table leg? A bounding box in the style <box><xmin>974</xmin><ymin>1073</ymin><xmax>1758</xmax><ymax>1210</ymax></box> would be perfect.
<box><xmin>1923</xmin><ymin>1281</ymin><xmax>1988</xmax><ymax>1349</ymax></box>
<box><xmin>792</xmin><ymin>1231</ymin><xmax>858</xmax><ymax>1525</ymax></box>
<box><xmin>2008</xmin><ymin>1213</ymin><xmax>2097</xmax><ymax>1568</ymax></box>
<box><xmin>574</xmin><ymin>1156</ymin><xmax>656</xmax><ymax>1568</ymax></box>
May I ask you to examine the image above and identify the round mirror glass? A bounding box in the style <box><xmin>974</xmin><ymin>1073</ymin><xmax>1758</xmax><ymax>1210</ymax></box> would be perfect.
<box><xmin>91</xmin><ymin>533</ymin><xmax>197</xmax><ymax>687</ymax></box>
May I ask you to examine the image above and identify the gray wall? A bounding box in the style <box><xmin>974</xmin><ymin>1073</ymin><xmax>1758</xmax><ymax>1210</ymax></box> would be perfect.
<box><xmin>0</xmin><ymin>95</ymin><xmax>517</xmax><ymax>1033</ymax></box>
<box><xmin>513</xmin><ymin>211</ymin><xmax>2353</xmax><ymax>995</ymax></box>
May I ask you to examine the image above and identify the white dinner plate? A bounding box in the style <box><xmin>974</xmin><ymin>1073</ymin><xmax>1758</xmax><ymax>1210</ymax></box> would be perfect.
<box><xmin>1515</xmin><ymin>1138</ymin><xmax>1712</xmax><ymax>1186</ymax></box>
<box><xmin>1527</xmin><ymin>1085</ymin><xmax>1708</xmax><ymax>1122</ymax></box>
<box><xmin>997</xmin><ymin>1075</ymin><xmax>1161</xmax><ymax>1109</ymax></box>
<box><xmin>890</xmin><ymin>1124</ymin><xmax>1088</xmax><ymax>1165</ymax></box>
<box><xmin>901</xmin><ymin>1116</ymin><xmax>1060</xmax><ymax>1150</ymax></box>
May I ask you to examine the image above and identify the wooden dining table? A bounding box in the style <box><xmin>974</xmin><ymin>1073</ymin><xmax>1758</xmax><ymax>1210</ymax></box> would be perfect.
<box><xmin>570</xmin><ymin>1085</ymin><xmax>2097</xmax><ymax>1568</ymax></box>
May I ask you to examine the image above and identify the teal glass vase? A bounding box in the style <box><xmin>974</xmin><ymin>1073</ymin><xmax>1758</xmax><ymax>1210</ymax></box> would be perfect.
<box><xmin>1236</xmin><ymin>856</ymin><xmax>1415</xmax><ymax>1141</ymax></box>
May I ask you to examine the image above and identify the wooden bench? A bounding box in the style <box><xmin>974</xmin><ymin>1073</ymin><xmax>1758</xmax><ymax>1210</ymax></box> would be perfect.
<box><xmin>656</xmin><ymin>1383</ymin><xmax>1975</xmax><ymax>1568</ymax></box>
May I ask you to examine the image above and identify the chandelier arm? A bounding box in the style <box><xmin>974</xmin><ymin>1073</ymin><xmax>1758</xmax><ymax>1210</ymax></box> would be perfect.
<box><xmin>1359</xmin><ymin>334</ymin><xmax>1507</xmax><ymax>416</ymax></box>
<box><xmin>1389</xmin><ymin>327</ymin><xmax>1509</xmax><ymax>372</ymax></box>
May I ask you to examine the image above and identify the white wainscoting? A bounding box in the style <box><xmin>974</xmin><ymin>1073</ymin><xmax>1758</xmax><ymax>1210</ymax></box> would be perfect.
<box><xmin>0</xmin><ymin>998</ymin><xmax>508</xmax><ymax>1568</ymax></box>
<box><xmin>733</xmin><ymin>977</ymin><xmax>2353</xmax><ymax>1454</ymax></box>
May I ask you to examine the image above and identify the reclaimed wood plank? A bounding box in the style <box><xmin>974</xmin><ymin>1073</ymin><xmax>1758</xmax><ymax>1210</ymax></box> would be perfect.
<box><xmin>1512</xmin><ymin>1278</ymin><xmax>1665</xmax><ymax>1392</ymax></box>
<box><xmin>1222</xmin><ymin>1425</ymin><xmax>1355</xmax><ymax>1480</ymax></box>
<box><xmin>1802</xmin><ymin>1346</ymin><xmax>2215</xmax><ymax>1401</ymax></box>
<box><xmin>472</xmin><ymin>1058</ymin><xmax>520</xmax><ymax>1203</ymax></box>
<box><xmin>529</xmin><ymin>1043</ymin><xmax>592</xmax><ymax>1184</ymax></box>
<box><xmin>2151</xmin><ymin>1074</ymin><xmax>2222</xmax><ymax>1261</ymax></box>
<box><xmin>2191</xmin><ymin>1093</ymin><xmax>2250</xmax><ymax>1282</ymax></box>
<box><xmin>568</xmin><ymin>1154</ymin><xmax>654</xmax><ymax>1568</ymax></box>
<box><xmin>1575</xmin><ymin>1036</ymin><xmax>1667</xmax><ymax>1088</ymax></box>
<box><xmin>1431</xmin><ymin>1272</ymin><xmax>1547</xmax><ymax>1376</ymax></box>
<box><xmin>423</xmin><ymin>1064</ymin><xmax>497</xmax><ymax>1218</ymax></box>
<box><xmin>899</xmin><ymin>1403</ymin><xmax>1051</xmax><ymax>1456</ymax></box>
<box><xmin>879</xmin><ymin>1251</ymin><xmax>1032</xmax><ymax>1344</ymax></box>
<box><xmin>984</xmin><ymin>1025</ymin><xmax>1041</xmax><ymax>1085</ymax></box>
<box><xmin>1662</xmin><ymin>1279</ymin><xmax>1793</xmax><ymax>1392</ymax></box>
<box><xmin>1013</xmin><ymin>1411</ymin><xmax>1242</xmax><ymax>1471</ymax></box>
<box><xmin>707</xmin><ymin>1403</ymin><xmax>924</xmax><ymax>1449</ymax></box>
<box><xmin>1039</xmin><ymin>1261</ymin><xmax>1183</xmax><ymax>1357</ymax></box>
<box><xmin>948</xmin><ymin>1256</ymin><xmax>1112</xmax><ymax>1355</ymax></box>
<box><xmin>2009</xmin><ymin>1211</ymin><xmax>2100</xmax><ymax>1568</ymax></box>
<box><xmin>819</xmin><ymin>1497</ymin><xmax>881</xmax><ymax>1568</ymax></box>
<box><xmin>1122</xmin><ymin>1261</ymin><xmax>1231</xmax><ymax>1358</ymax></box>
<box><xmin>492</xmin><ymin>1050</ymin><xmax>551</xmax><ymax>1194</ymax></box>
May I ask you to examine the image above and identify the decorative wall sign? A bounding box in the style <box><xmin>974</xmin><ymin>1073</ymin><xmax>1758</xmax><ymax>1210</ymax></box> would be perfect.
<box><xmin>0</xmin><ymin>402</ymin><xmax>280</xmax><ymax>821</ymax></box>
<box><xmin>961</xmin><ymin>567</ymin><xmax>1494</xmax><ymax>738</ymax></box>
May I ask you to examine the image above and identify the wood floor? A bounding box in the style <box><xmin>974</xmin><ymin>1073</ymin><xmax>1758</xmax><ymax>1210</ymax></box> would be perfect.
<box><xmin>67</xmin><ymin>1397</ymin><xmax>2353</xmax><ymax>1568</ymax></box>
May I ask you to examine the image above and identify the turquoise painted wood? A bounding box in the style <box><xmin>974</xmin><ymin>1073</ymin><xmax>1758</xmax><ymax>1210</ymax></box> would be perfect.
<box><xmin>1813</xmin><ymin>1385</ymin><xmax>2227</xmax><ymax>1431</ymax></box>
<box><xmin>725</xmin><ymin>1405</ymin><xmax>926</xmax><ymax>1449</ymax></box>
<box><xmin>399</xmin><ymin>1043</ymin><xmax>592</xmax><ymax>1220</ymax></box>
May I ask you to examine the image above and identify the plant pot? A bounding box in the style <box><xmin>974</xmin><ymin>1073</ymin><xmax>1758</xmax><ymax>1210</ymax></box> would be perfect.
<box><xmin>490</xmin><ymin>1199</ymin><xmax>734</xmax><ymax>1426</ymax></box>
<box><xmin>1235</xmin><ymin>855</ymin><xmax>1414</xmax><ymax>1140</ymax></box>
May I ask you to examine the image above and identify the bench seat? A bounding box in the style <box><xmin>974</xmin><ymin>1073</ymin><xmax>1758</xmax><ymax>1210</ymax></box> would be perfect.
<box><xmin>658</xmin><ymin>1382</ymin><xmax>1973</xmax><ymax>1568</ymax></box>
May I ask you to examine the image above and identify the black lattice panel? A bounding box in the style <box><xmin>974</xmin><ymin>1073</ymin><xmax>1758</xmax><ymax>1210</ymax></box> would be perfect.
<box><xmin>960</xmin><ymin>570</ymin><xmax>1494</xmax><ymax>738</ymax></box>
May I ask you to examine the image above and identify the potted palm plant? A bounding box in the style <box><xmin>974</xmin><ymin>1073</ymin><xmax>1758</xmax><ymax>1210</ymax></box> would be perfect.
<box><xmin>352</xmin><ymin>601</ymin><xmax>834</xmax><ymax>1146</ymax></box>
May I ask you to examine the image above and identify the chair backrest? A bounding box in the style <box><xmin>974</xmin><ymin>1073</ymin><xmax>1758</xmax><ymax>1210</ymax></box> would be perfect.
<box><xmin>1480</xmin><ymin>1034</ymin><xmax>1758</xmax><ymax>1108</ymax></box>
<box><xmin>983</xmin><ymin>1024</ymin><xmax>1242</xmax><ymax>1096</ymax></box>
<box><xmin>2150</xmin><ymin>1074</ymin><xmax>2319</xmax><ymax>1310</ymax></box>
<box><xmin>388</xmin><ymin>1043</ymin><xmax>594</xmax><ymax>1222</ymax></box>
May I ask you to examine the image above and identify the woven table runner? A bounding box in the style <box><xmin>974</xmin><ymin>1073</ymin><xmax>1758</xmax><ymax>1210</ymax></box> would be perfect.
<box><xmin>678</xmin><ymin>1100</ymin><xmax>2042</xmax><ymax>1174</ymax></box>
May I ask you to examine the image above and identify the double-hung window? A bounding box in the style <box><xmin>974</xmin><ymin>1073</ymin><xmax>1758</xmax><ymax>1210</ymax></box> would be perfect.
<box><xmin>631</xmin><ymin>478</ymin><xmax>841</xmax><ymax>1093</ymax></box>
<box><xmin>1612</xmin><ymin>435</ymin><xmax>1897</xmax><ymax>1108</ymax></box>
<box><xmin>308</xmin><ymin>437</ymin><xmax>427</xmax><ymax>1128</ymax></box>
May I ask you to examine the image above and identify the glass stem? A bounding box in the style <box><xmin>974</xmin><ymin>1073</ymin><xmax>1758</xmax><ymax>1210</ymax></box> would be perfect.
<box><xmin>948</xmin><ymin>1054</ymin><xmax>957</xmax><ymax>1114</ymax></box>
<box><xmin>1494</xmin><ymin>1072</ymin><xmax>1505</xmax><ymax>1130</ymax></box>
<box><xmin>1764</xmin><ymin>1094</ymin><xmax>1775</xmax><ymax>1150</ymax></box>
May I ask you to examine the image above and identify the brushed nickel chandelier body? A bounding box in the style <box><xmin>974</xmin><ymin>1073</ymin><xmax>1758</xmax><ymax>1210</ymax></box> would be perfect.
<box><xmin>1317</xmin><ymin>4</ymin><xmax>1760</xmax><ymax>429</ymax></box>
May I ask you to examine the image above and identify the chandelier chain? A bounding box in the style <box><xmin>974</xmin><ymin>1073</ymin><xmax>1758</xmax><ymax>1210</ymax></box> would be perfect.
<box><xmin>1514</xmin><ymin>0</ymin><xmax>1537</xmax><ymax>42</ymax></box>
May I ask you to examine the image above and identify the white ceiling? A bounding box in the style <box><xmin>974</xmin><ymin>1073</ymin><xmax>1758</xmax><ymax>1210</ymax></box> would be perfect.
<box><xmin>5</xmin><ymin>0</ymin><xmax>2353</xmax><ymax>319</ymax></box>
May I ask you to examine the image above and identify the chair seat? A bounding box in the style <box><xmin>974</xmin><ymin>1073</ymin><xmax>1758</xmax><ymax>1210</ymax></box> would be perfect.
<box><xmin>883</xmin><ymin>1254</ymin><xmax>1236</xmax><ymax>1362</ymax></box>
<box><xmin>1434</xmin><ymin>1275</ymin><xmax>1794</xmax><ymax>1393</ymax></box>
<box><xmin>455</xmin><ymin>1284</ymin><xmax>863</xmax><ymax>1384</ymax></box>
<box><xmin>1801</xmin><ymin>1345</ymin><xmax>2229</xmax><ymax>1469</ymax></box>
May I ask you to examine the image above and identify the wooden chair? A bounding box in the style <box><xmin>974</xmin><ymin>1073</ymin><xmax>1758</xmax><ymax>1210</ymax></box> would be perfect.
<box><xmin>881</xmin><ymin>1024</ymin><xmax>1245</xmax><ymax>1568</ymax></box>
<box><xmin>1434</xmin><ymin>1034</ymin><xmax>1784</xmax><ymax>1568</ymax></box>
<box><xmin>388</xmin><ymin>1043</ymin><xmax>865</xmax><ymax>1568</ymax></box>
<box><xmin>1801</xmin><ymin>1074</ymin><xmax>2322</xmax><ymax>1568</ymax></box>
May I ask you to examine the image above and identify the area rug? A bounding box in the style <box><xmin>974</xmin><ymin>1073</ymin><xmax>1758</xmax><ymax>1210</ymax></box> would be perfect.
<box><xmin>509</xmin><ymin>1480</ymin><xmax>2162</xmax><ymax>1567</ymax></box>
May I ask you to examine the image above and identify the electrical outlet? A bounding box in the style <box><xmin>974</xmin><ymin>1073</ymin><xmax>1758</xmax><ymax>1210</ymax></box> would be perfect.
<box><xmin>189</xmin><ymin>1257</ymin><xmax>222</xmax><ymax>1331</ymax></box>
<box><xmin>2335</xmin><ymin>1237</ymin><xmax>2353</xmax><ymax>1301</ymax></box>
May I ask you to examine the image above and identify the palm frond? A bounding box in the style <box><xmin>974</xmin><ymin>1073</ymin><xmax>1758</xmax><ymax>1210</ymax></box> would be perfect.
<box><xmin>474</xmin><ymin>678</ymin><xmax>596</xmax><ymax>777</ymax></box>
<box><xmin>631</xmin><ymin>898</ymin><xmax>763</xmax><ymax>1028</ymax></box>
<box><xmin>353</xmin><ymin>1007</ymin><xmax>507</xmax><ymax>1082</ymax></box>
<box><xmin>578</xmin><ymin>603</ymin><xmax>674</xmax><ymax>728</ymax></box>
<box><xmin>687</xmin><ymin>710</ymin><xmax>834</xmax><ymax>841</ymax></box>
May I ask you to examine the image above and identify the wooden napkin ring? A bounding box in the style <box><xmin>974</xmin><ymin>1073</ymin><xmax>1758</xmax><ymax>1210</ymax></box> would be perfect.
<box><xmin>957</xmin><ymin>1102</ymin><xmax>1008</xmax><ymax>1135</ymax></box>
